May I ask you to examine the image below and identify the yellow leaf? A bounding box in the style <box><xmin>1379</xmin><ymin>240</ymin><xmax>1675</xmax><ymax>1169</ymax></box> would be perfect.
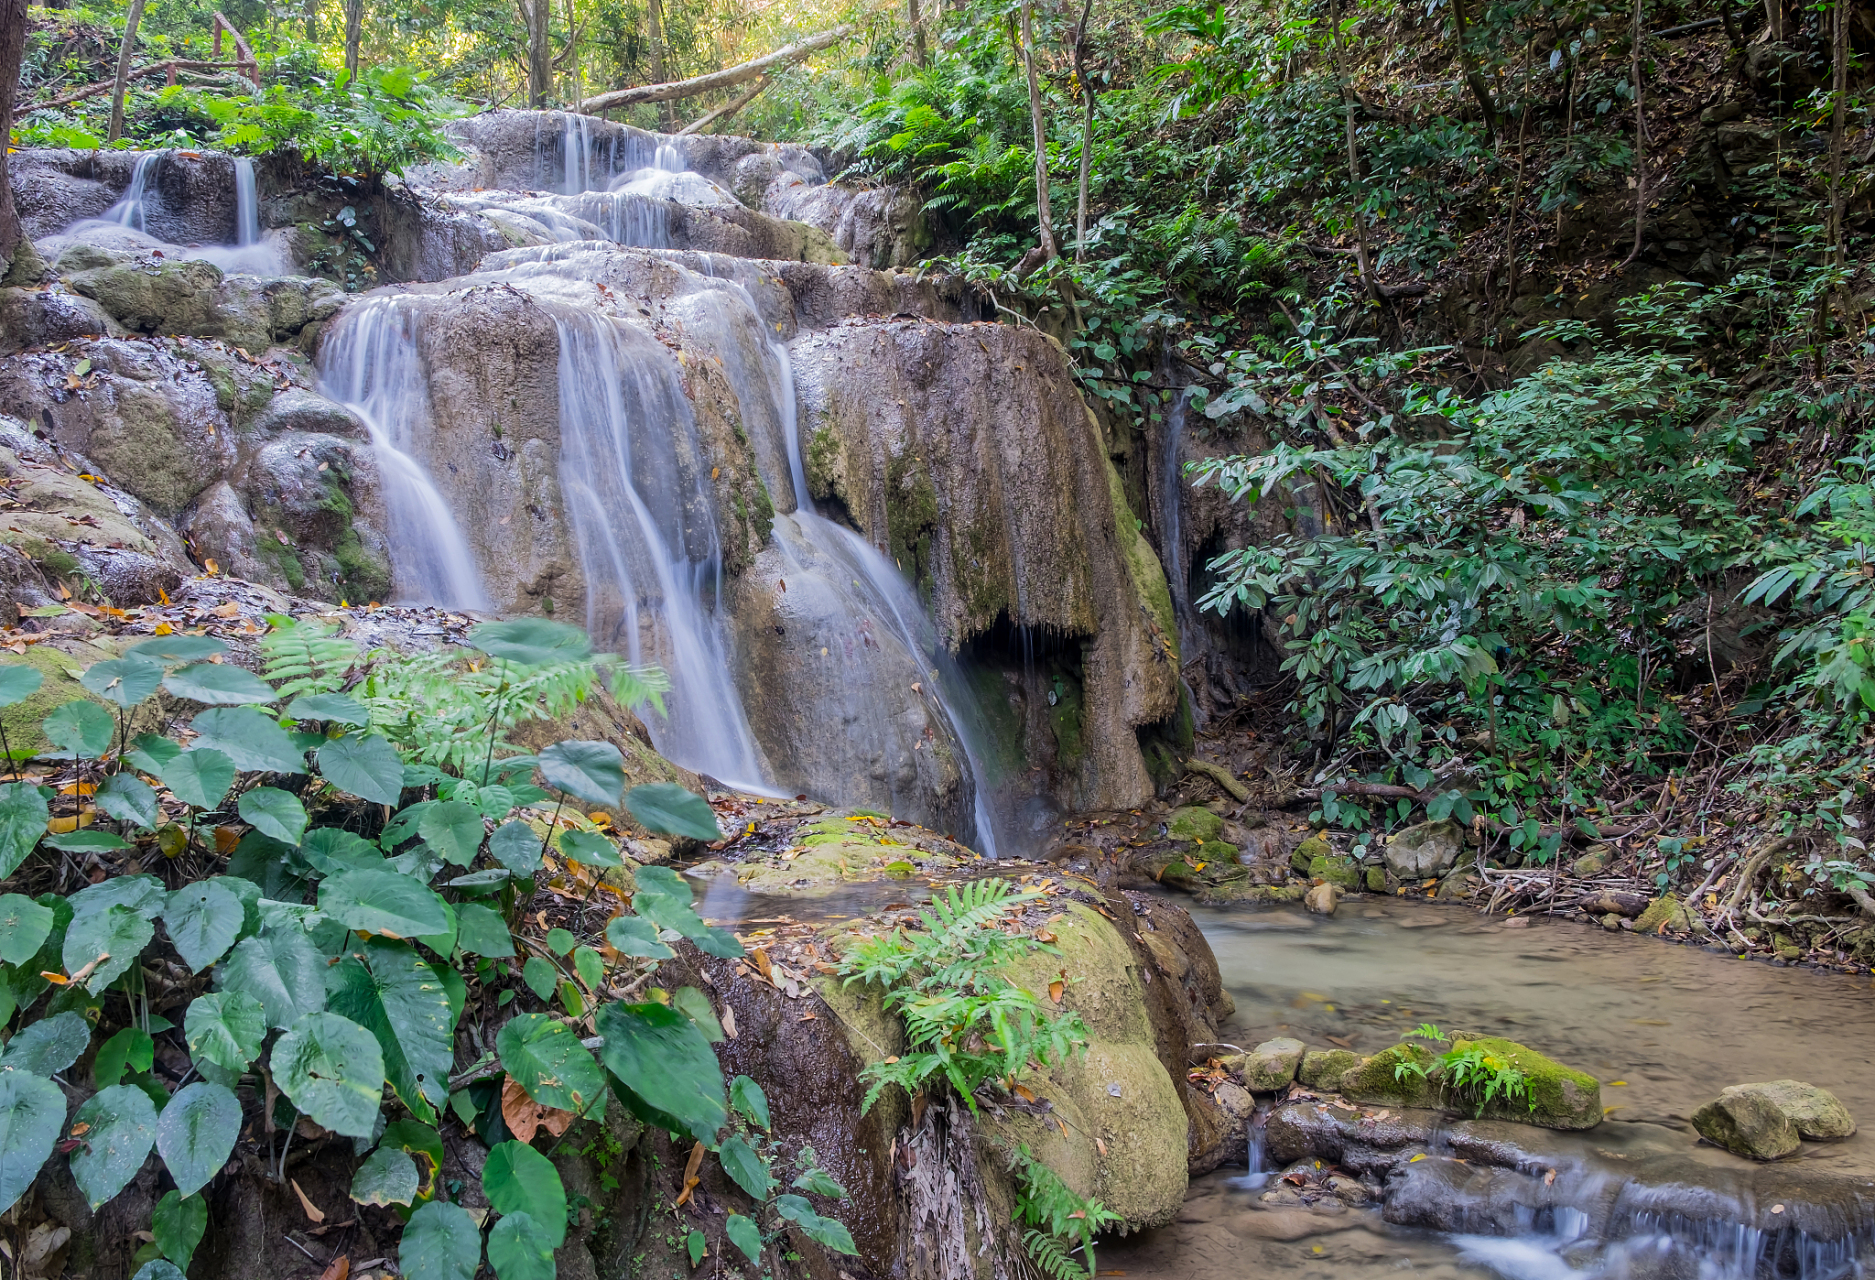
<box><xmin>1409</xmin><ymin>1153</ymin><xmax>1427</xmax><ymax>1163</ymax></box>
<box><xmin>152</xmin><ymin>621</ymin><xmax>174</xmax><ymax>635</ymax></box>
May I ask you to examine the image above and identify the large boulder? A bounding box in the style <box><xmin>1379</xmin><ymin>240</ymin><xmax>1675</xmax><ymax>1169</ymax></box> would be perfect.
<box><xmin>1693</xmin><ymin>1081</ymin><xmax>1854</xmax><ymax>1159</ymax></box>
<box><xmin>1383</xmin><ymin>820</ymin><xmax>1465</xmax><ymax>879</ymax></box>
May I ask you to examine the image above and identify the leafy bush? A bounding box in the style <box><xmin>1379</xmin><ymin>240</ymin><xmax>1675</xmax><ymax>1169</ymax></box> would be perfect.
<box><xmin>0</xmin><ymin>617</ymin><xmax>845</xmax><ymax>1277</ymax></box>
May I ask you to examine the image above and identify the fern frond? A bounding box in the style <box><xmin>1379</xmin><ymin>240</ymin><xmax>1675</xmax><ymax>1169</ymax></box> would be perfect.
<box><xmin>260</xmin><ymin>614</ymin><xmax>361</xmax><ymax>698</ymax></box>
<box><xmin>1022</xmin><ymin>1231</ymin><xmax>1090</xmax><ymax>1280</ymax></box>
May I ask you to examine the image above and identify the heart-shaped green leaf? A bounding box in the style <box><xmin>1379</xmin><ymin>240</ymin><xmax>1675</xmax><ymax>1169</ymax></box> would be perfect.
<box><xmin>594</xmin><ymin>1002</ymin><xmax>724</xmax><ymax>1143</ymax></box>
<box><xmin>496</xmin><ymin>1013</ymin><xmax>605</xmax><ymax>1117</ymax></box>
<box><xmin>159</xmin><ymin>748</ymin><xmax>236</xmax><ymax>810</ymax></box>
<box><xmin>272</xmin><ymin>1011</ymin><xmax>385</xmax><ymax>1138</ymax></box>
<box><xmin>730</xmin><ymin>1075</ymin><xmax>769</xmax><ymax>1130</ymax></box>
<box><xmin>402</xmin><ymin>1199</ymin><xmax>482</xmax><ymax>1280</ymax></box>
<box><xmin>538</xmin><ymin>741</ymin><xmax>623</xmax><ymax>807</ymax></box>
<box><xmin>774</xmin><ymin>1195</ymin><xmax>857</xmax><ymax>1254</ymax></box>
<box><xmin>483</xmin><ymin>1140</ymin><xmax>568</xmax><ymax>1246</ymax></box>
<box><xmin>186</xmin><ymin>707</ymin><xmax>304</xmax><ymax>775</ymax></box>
<box><xmin>63</xmin><ymin>904</ymin><xmax>153</xmax><ymax>992</ymax></box>
<box><xmin>718</xmin><ymin>1135</ymin><xmax>772</xmax><ymax>1200</ymax></box>
<box><xmin>237</xmin><ymin>787</ymin><xmax>308</xmax><ymax>845</ymax></box>
<box><xmin>724</xmin><ymin>1213</ymin><xmax>762</xmax><ymax>1265</ymax></box>
<box><xmin>183</xmin><ymin>991</ymin><xmax>267</xmax><ymax>1073</ymax></box>
<box><xmin>288</xmin><ymin>693</ymin><xmax>371</xmax><ymax>727</ymax></box>
<box><xmin>69</xmin><ymin>874</ymin><xmax>165</xmax><ymax>920</ymax></box>
<box><xmin>327</xmin><ymin>938</ymin><xmax>454</xmax><ymax>1123</ymax></box>
<box><xmin>80</xmin><ymin>658</ymin><xmax>162</xmax><ymax>708</ymax></box>
<box><xmin>0</xmin><ymin>784</ymin><xmax>48</xmax><ymax>880</ymax></box>
<box><xmin>319</xmin><ymin>869</ymin><xmax>450</xmax><ymax>940</ymax></box>
<box><xmin>42</xmin><ymin>700</ymin><xmax>114</xmax><ymax>759</ymax></box>
<box><xmin>0</xmin><ymin>1069</ymin><xmax>66</xmax><ymax>1211</ymax></box>
<box><xmin>216</xmin><ymin>928</ymin><xmax>326</xmax><ymax>1030</ymax></box>
<box><xmin>419</xmin><ymin>800</ymin><xmax>484</xmax><ymax>867</ymax></box>
<box><xmin>0</xmin><ymin>895</ymin><xmax>52</xmax><ymax>967</ymax></box>
<box><xmin>603</xmin><ymin>915</ymin><xmax>672</xmax><ymax>959</ymax></box>
<box><xmin>124</xmin><ymin>636</ymin><xmax>228</xmax><ymax>665</ymax></box>
<box><xmin>43</xmin><ymin>829</ymin><xmax>131</xmax><ymax>853</ymax></box>
<box><xmin>317</xmin><ymin>733</ymin><xmax>405</xmax><ymax>804</ymax></box>
<box><xmin>92</xmin><ymin>1027</ymin><xmax>153</xmax><ymax>1088</ymax></box>
<box><xmin>556</xmin><ymin>828</ymin><xmax>621</xmax><ymax>868</ymax></box>
<box><xmin>455</xmin><ymin>904</ymin><xmax>514</xmax><ymax>958</ymax></box>
<box><xmin>0</xmin><ymin>665</ymin><xmax>44</xmax><ymax>709</ymax></box>
<box><xmin>69</xmin><ymin>1083</ymin><xmax>158</xmax><ymax>1208</ymax></box>
<box><xmin>94</xmin><ymin>772</ymin><xmax>159</xmax><ymax>830</ymax></box>
<box><xmin>351</xmin><ymin>1143</ymin><xmax>420</xmax><ymax>1206</ymax></box>
<box><xmin>0</xmin><ymin>1011</ymin><xmax>91</xmax><ymax>1076</ymax></box>
<box><xmin>156</xmin><ymin>1084</ymin><xmax>240</xmax><ymax>1198</ymax></box>
<box><xmin>489</xmin><ymin>821</ymin><xmax>543</xmax><ymax>875</ymax></box>
<box><xmin>625</xmin><ymin>783</ymin><xmax>721</xmax><ymax>842</ymax></box>
<box><xmin>163</xmin><ymin>663</ymin><xmax>277</xmax><ymax>706</ymax></box>
<box><xmin>466</xmin><ymin>619</ymin><xmax>591</xmax><ymax>667</ymax></box>
<box><xmin>487</xmin><ymin>1212</ymin><xmax>556</xmax><ymax>1280</ymax></box>
<box><xmin>162</xmin><ymin>882</ymin><xmax>244</xmax><ymax>973</ymax></box>
<box><xmin>151</xmin><ymin>1188</ymin><xmax>207</xmax><ymax>1269</ymax></box>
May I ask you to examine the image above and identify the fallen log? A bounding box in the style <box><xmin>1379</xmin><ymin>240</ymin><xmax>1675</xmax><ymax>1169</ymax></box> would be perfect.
<box><xmin>27</xmin><ymin>58</ymin><xmax>246</xmax><ymax>112</ymax></box>
<box><xmin>578</xmin><ymin>22</ymin><xmax>854</xmax><ymax>113</ymax></box>
<box><xmin>676</xmin><ymin>74</ymin><xmax>771</xmax><ymax>136</ymax></box>
<box><xmin>1183</xmin><ymin>757</ymin><xmax>1251</xmax><ymax>803</ymax></box>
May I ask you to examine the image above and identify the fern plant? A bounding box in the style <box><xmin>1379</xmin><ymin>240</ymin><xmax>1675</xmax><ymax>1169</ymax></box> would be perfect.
<box><xmin>259</xmin><ymin>614</ymin><xmax>361</xmax><ymax>697</ymax></box>
<box><xmin>1007</xmin><ymin>1144</ymin><xmax>1121</xmax><ymax>1280</ymax></box>
<box><xmin>838</xmin><ymin>879</ymin><xmax>1091</xmax><ymax>1114</ymax></box>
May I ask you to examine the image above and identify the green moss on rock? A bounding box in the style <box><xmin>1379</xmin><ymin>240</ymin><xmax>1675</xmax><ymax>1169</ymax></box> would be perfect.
<box><xmin>1168</xmin><ymin>806</ymin><xmax>1224</xmax><ymax>843</ymax></box>
<box><xmin>1633</xmin><ymin>894</ymin><xmax>1698</xmax><ymax>934</ymax></box>
<box><xmin>1299</xmin><ymin>1048</ymin><xmax>1362</xmax><ymax>1090</ymax></box>
<box><xmin>1292</xmin><ymin>835</ymin><xmax>1331</xmax><ymax>874</ymax></box>
<box><xmin>1445</xmin><ymin>1035</ymin><xmax>1602</xmax><ymax>1130</ymax></box>
<box><xmin>1310</xmin><ymin>852</ymin><xmax>1362</xmax><ymax>890</ymax></box>
<box><xmin>1340</xmin><ymin>1042</ymin><xmax>1441</xmax><ymax>1108</ymax></box>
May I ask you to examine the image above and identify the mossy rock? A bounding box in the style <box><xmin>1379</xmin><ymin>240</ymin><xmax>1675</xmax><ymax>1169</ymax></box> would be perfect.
<box><xmin>1291</xmin><ymin>835</ymin><xmax>1331</xmax><ymax>874</ymax></box>
<box><xmin>1444</xmin><ymin>1035</ymin><xmax>1602</xmax><ymax>1130</ymax></box>
<box><xmin>1195</xmin><ymin>882</ymin><xmax>1305</xmax><ymax>905</ymax></box>
<box><xmin>1633</xmin><ymin>893</ymin><xmax>1699</xmax><ymax>935</ymax></box>
<box><xmin>0</xmin><ymin>639</ymin><xmax>122</xmax><ymax>754</ymax></box>
<box><xmin>1339</xmin><ymin>1042</ymin><xmax>1441</xmax><ymax>1108</ymax></box>
<box><xmin>1364</xmin><ymin>866</ymin><xmax>1387</xmax><ymax>893</ymax></box>
<box><xmin>1299</xmin><ymin>1048</ymin><xmax>1361</xmax><ymax>1091</ymax></box>
<box><xmin>699</xmin><ymin>814</ymin><xmax>968</xmax><ymax>896</ymax></box>
<box><xmin>1309</xmin><ymin>852</ymin><xmax>1362</xmax><ymax>890</ymax></box>
<box><xmin>1168</xmin><ymin>806</ymin><xmax>1224</xmax><ymax>843</ymax></box>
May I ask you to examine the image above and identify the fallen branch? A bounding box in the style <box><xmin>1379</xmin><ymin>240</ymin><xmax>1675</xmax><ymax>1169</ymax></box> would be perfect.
<box><xmin>1720</xmin><ymin>833</ymin><xmax>1797</xmax><ymax>914</ymax></box>
<box><xmin>579</xmin><ymin>23</ymin><xmax>854</xmax><ymax>114</ymax></box>
<box><xmin>1299</xmin><ymin>779</ymin><xmax>1641</xmax><ymax>840</ymax></box>
<box><xmin>1842</xmin><ymin>880</ymin><xmax>1875</xmax><ymax>920</ymax></box>
<box><xmin>676</xmin><ymin>74</ymin><xmax>770</xmax><ymax>136</ymax></box>
<box><xmin>27</xmin><ymin>59</ymin><xmax>246</xmax><ymax>112</ymax></box>
<box><xmin>1183</xmin><ymin>757</ymin><xmax>1251</xmax><ymax>803</ymax></box>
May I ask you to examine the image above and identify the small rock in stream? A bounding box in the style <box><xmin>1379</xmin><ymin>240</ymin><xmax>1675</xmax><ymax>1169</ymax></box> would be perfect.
<box><xmin>1693</xmin><ymin>1080</ymin><xmax>1855</xmax><ymax>1159</ymax></box>
<box><xmin>1237</xmin><ymin>1037</ymin><xmax>1307</xmax><ymax>1091</ymax></box>
<box><xmin>1305</xmin><ymin>882</ymin><xmax>1340</xmax><ymax>915</ymax></box>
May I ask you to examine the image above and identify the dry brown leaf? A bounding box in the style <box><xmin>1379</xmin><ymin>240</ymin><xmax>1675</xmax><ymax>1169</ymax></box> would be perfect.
<box><xmin>721</xmin><ymin>1006</ymin><xmax>737</xmax><ymax>1039</ymax></box>
<box><xmin>750</xmin><ymin>948</ymin><xmax>774</xmax><ymax>983</ymax></box>
<box><xmin>1048</xmin><ymin>979</ymin><xmax>1064</xmax><ymax>1004</ymax></box>
<box><xmin>1094</xmin><ymin>1137</ymin><xmax>1108</xmax><ymax>1157</ymax></box>
<box><xmin>291</xmin><ymin>1178</ymin><xmax>326</xmax><ymax>1223</ymax></box>
<box><xmin>674</xmin><ymin>1140</ymin><xmax>705</xmax><ymax>1207</ymax></box>
<box><xmin>316</xmin><ymin>1257</ymin><xmax>351</xmax><ymax>1280</ymax></box>
<box><xmin>502</xmin><ymin>1076</ymin><xmax>574</xmax><ymax>1144</ymax></box>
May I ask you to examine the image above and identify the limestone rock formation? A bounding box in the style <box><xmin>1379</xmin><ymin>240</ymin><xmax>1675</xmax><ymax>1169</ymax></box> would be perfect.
<box><xmin>1384</xmin><ymin>819</ymin><xmax>1465</xmax><ymax>878</ymax></box>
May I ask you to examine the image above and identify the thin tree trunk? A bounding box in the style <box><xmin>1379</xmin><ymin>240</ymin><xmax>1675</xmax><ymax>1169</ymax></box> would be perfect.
<box><xmin>1503</xmin><ymin>42</ymin><xmax>1531</xmax><ymax>299</ymax></box>
<box><xmin>909</xmin><ymin>0</ymin><xmax>928</xmax><ymax>66</ymax></box>
<box><xmin>647</xmin><ymin>0</ymin><xmax>675</xmax><ymax>129</ymax></box>
<box><xmin>343</xmin><ymin>0</ymin><xmax>363</xmax><ymax>78</ymax></box>
<box><xmin>303</xmin><ymin>0</ymin><xmax>317</xmax><ymax>40</ymax></box>
<box><xmin>0</xmin><ymin>0</ymin><xmax>27</xmax><ymax>277</ymax></box>
<box><xmin>1073</xmin><ymin>0</ymin><xmax>1094</xmax><ymax>261</ymax></box>
<box><xmin>1019</xmin><ymin>0</ymin><xmax>1057</xmax><ymax>261</ymax></box>
<box><xmin>580</xmin><ymin>22</ymin><xmax>857</xmax><ymax>112</ymax></box>
<box><xmin>107</xmin><ymin>0</ymin><xmax>147</xmax><ymax>142</ymax></box>
<box><xmin>1625</xmin><ymin>0</ymin><xmax>1647</xmax><ymax>266</ymax></box>
<box><xmin>675</xmin><ymin>74</ymin><xmax>769</xmax><ymax>134</ymax></box>
<box><xmin>1828</xmin><ymin>0</ymin><xmax>1847</xmax><ymax>269</ymax></box>
<box><xmin>1328</xmin><ymin>0</ymin><xmax>1377</xmax><ymax>299</ymax></box>
<box><xmin>523</xmin><ymin>0</ymin><xmax>551</xmax><ymax>106</ymax></box>
<box><xmin>1763</xmin><ymin>0</ymin><xmax>1783</xmax><ymax>41</ymax></box>
<box><xmin>561</xmin><ymin>0</ymin><xmax>580</xmax><ymax>107</ymax></box>
<box><xmin>1449</xmin><ymin>0</ymin><xmax>1499</xmax><ymax>138</ymax></box>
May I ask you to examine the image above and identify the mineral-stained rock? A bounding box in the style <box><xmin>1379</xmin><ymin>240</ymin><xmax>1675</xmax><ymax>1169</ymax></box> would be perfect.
<box><xmin>1634</xmin><ymin>893</ymin><xmax>1700</xmax><ymax>934</ymax></box>
<box><xmin>1694</xmin><ymin>1081</ymin><xmax>1853</xmax><ymax>1158</ymax></box>
<box><xmin>1384</xmin><ymin>820</ymin><xmax>1464</xmax><ymax>878</ymax></box>
<box><xmin>1693</xmin><ymin>1087</ymin><xmax>1801</xmax><ymax>1160</ymax></box>
<box><xmin>1239</xmin><ymin>1037</ymin><xmax>1306</xmax><ymax>1092</ymax></box>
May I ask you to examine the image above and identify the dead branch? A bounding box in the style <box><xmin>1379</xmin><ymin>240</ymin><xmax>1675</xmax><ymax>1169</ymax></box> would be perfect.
<box><xmin>578</xmin><ymin>22</ymin><xmax>855</xmax><ymax>114</ymax></box>
<box><xmin>675</xmin><ymin>75</ymin><xmax>771</xmax><ymax>136</ymax></box>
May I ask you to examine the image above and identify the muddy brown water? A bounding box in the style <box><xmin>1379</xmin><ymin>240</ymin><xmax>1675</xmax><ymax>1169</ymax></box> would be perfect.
<box><xmin>1102</xmin><ymin>896</ymin><xmax>1875</xmax><ymax>1280</ymax></box>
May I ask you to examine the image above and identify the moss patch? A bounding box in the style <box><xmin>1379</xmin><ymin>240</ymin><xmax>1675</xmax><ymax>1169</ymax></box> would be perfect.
<box><xmin>1445</xmin><ymin>1035</ymin><xmax>1602</xmax><ymax>1130</ymax></box>
<box><xmin>884</xmin><ymin>449</ymin><xmax>941</xmax><ymax>597</ymax></box>
<box><xmin>1168</xmin><ymin>806</ymin><xmax>1225</xmax><ymax>842</ymax></box>
<box><xmin>1291</xmin><ymin>835</ymin><xmax>1331</xmax><ymax>874</ymax></box>
<box><xmin>0</xmin><ymin>640</ymin><xmax>120</xmax><ymax>754</ymax></box>
<box><xmin>1310</xmin><ymin>852</ymin><xmax>1362</xmax><ymax>890</ymax></box>
<box><xmin>1104</xmin><ymin>455</ymin><xmax>1176</xmax><ymax>650</ymax></box>
<box><xmin>1340</xmin><ymin>1042</ymin><xmax>1441</xmax><ymax>1108</ymax></box>
<box><xmin>698</xmin><ymin>814</ymin><xmax>968</xmax><ymax>896</ymax></box>
<box><xmin>1299</xmin><ymin>1048</ymin><xmax>1362</xmax><ymax>1090</ymax></box>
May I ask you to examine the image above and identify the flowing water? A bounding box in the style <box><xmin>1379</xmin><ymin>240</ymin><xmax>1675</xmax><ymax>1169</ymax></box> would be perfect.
<box><xmin>1102</xmin><ymin>897</ymin><xmax>1875</xmax><ymax>1280</ymax></box>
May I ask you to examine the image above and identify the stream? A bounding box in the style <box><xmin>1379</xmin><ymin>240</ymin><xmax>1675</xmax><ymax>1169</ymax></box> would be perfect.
<box><xmin>1102</xmin><ymin>897</ymin><xmax>1875</xmax><ymax>1280</ymax></box>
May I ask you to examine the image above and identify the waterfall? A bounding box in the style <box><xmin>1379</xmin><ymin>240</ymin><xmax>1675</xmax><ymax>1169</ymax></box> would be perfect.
<box><xmin>548</xmin><ymin>308</ymin><xmax>769</xmax><ymax>791</ymax></box>
<box><xmin>233</xmin><ymin>157</ymin><xmax>259</xmax><ymax>246</ymax></box>
<box><xmin>103</xmin><ymin>152</ymin><xmax>162</xmax><ymax>232</ymax></box>
<box><xmin>670</xmin><ymin>277</ymin><xmax>1006</xmax><ymax>852</ymax></box>
<box><xmin>316</xmin><ymin>299</ymin><xmax>493</xmax><ymax>612</ymax></box>
<box><xmin>654</xmin><ymin>143</ymin><xmax>685</xmax><ymax>173</ymax></box>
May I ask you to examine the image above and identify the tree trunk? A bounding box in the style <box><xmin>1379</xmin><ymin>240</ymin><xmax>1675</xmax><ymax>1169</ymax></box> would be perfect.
<box><xmin>647</xmin><ymin>0</ymin><xmax>674</xmax><ymax>129</ymax></box>
<box><xmin>561</xmin><ymin>0</ymin><xmax>580</xmax><ymax>107</ymax></box>
<box><xmin>0</xmin><ymin>0</ymin><xmax>27</xmax><ymax>278</ymax></box>
<box><xmin>580</xmin><ymin>22</ymin><xmax>857</xmax><ymax>112</ymax></box>
<box><xmin>107</xmin><ymin>0</ymin><xmax>147</xmax><ymax>142</ymax></box>
<box><xmin>1072</xmin><ymin>0</ymin><xmax>1094</xmax><ymax>261</ymax></box>
<box><xmin>1449</xmin><ymin>0</ymin><xmax>1499</xmax><ymax>138</ymax></box>
<box><xmin>343</xmin><ymin>0</ymin><xmax>363</xmax><ymax>78</ymax></box>
<box><xmin>1327</xmin><ymin>0</ymin><xmax>1377</xmax><ymax>299</ymax></box>
<box><xmin>303</xmin><ymin>0</ymin><xmax>317</xmax><ymax>40</ymax></box>
<box><xmin>1626</xmin><ymin>0</ymin><xmax>1647</xmax><ymax>266</ymax></box>
<box><xmin>524</xmin><ymin>0</ymin><xmax>551</xmax><ymax>106</ymax></box>
<box><xmin>1828</xmin><ymin>0</ymin><xmax>1847</xmax><ymax>269</ymax></box>
<box><xmin>1019</xmin><ymin>1</ymin><xmax>1057</xmax><ymax>261</ymax></box>
<box><xmin>909</xmin><ymin>0</ymin><xmax>928</xmax><ymax>66</ymax></box>
<box><xmin>674</xmin><ymin>74</ymin><xmax>769</xmax><ymax>134</ymax></box>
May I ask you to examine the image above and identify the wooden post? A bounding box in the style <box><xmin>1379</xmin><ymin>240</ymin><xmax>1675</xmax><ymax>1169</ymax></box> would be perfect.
<box><xmin>107</xmin><ymin>0</ymin><xmax>148</xmax><ymax>142</ymax></box>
